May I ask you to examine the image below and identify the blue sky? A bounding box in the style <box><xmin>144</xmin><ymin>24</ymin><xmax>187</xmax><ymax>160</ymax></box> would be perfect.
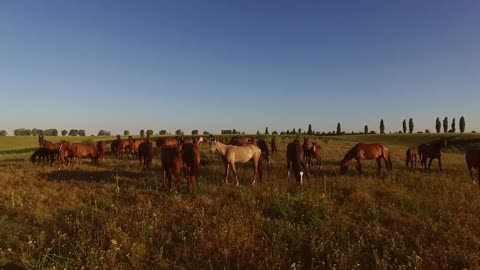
<box><xmin>1</xmin><ymin>0</ymin><xmax>479</xmax><ymax>135</ymax></box>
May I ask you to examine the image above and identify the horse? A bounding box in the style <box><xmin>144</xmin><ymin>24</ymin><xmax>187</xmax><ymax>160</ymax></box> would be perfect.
<box><xmin>138</xmin><ymin>135</ymin><xmax>153</xmax><ymax>169</ymax></box>
<box><xmin>30</xmin><ymin>148</ymin><xmax>57</xmax><ymax>165</ymax></box>
<box><xmin>161</xmin><ymin>146</ymin><xmax>183</xmax><ymax>192</ymax></box>
<box><xmin>181</xmin><ymin>143</ymin><xmax>201</xmax><ymax>192</ymax></box>
<box><xmin>465</xmin><ymin>148</ymin><xmax>480</xmax><ymax>184</ymax></box>
<box><xmin>287</xmin><ymin>139</ymin><xmax>308</xmax><ymax>184</ymax></box>
<box><xmin>156</xmin><ymin>137</ymin><xmax>180</xmax><ymax>148</ymax></box>
<box><xmin>209</xmin><ymin>139</ymin><xmax>263</xmax><ymax>186</ymax></box>
<box><xmin>340</xmin><ymin>143</ymin><xmax>392</xmax><ymax>175</ymax></box>
<box><xmin>113</xmin><ymin>138</ymin><xmax>132</xmax><ymax>158</ymax></box>
<box><xmin>271</xmin><ymin>137</ymin><xmax>278</xmax><ymax>155</ymax></box>
<box><xmin>306</xmin><ymin>142</ymin><xmax>323</xmax><ymax>168</ymax></box>
<box><xmin>405</xmin><ymin>147</ymin><xmax>418</xmax><ymax>170</ymax></box>
<box><xmin>59</xmin><ymin>141</ymin><xmax>100</xmax><ymax>166</ymax></box>
<box><xmin>256</xmin><ymin>139</ymin><xmax>270</xmax><ymax>163</ymax></box>
<box><xmin>302</xmin><ymin>137</ymin><xmax>310</xmax><ymax>162</ymax></box>
<box><xmin>38</xmin><ymin>135</ymin><xmax>62</xmax><ymax>162</ymax></box>
<box><xmin>97</xmin><ymin>141</ymin><xmax>106</xmax><ymax>160</ymax></box>
<box><xmin>228</xmin><ymin>137</ymin><xmax>245</xmax><ymax>146</ymax></box>
<box><xmin>418</xmin><ymin>138</ymin><xmax>447</xmax><ymax>173</ymax></box>
<box><xmin>128</xmin><ymin>136</ymin><xmax>145</xmax><ymax>155</ymax></box>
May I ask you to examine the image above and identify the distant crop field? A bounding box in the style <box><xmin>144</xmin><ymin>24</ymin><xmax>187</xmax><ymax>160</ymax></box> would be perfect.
<box><xmin>0</xmin><ymin>134</ymin><xmax>479</xmax><ymax>269</ymax></box>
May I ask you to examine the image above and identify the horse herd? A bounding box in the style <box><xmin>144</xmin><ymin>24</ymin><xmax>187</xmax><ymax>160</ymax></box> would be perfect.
<box><xmin>30</xmin><ymin>135</ymin><xmax>480</xmax><ymax>192</ymax></box>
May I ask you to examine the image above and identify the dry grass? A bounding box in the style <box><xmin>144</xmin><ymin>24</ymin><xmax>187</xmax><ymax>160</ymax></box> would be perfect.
<box><xmin>0</xmin><ymin>136</ymin><xmax>479</xmax><ymax>269</ymax></box>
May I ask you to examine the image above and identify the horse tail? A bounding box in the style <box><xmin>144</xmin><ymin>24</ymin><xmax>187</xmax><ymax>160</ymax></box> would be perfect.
<box><xmin>258</xmin><ymin>151</ymin><xmax>264</xmax><ymax>181</ymax></box>
<box><xmin>384</xmin><ymin>146</ymin><xmax>392</xmax><ymax>170</ymax></box>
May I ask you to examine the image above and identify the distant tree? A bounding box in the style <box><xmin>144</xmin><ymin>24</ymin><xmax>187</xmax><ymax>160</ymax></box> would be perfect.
<box><xmin>425</xmin><ymin>129</ymin><xmax>430</xmax><ymax>133</ymax></box>
<box><xmin>146</xmin><ymin>130</ymin><xmax>154</xmax><ymax>136</ymax></box>
<box><xmin>435</xmin><ymin>117</ymin><xmax>441</xmax><ymax>133</ymax></box>
<box><xmin>272</xmin><ymin>131</ymin><xmax>278</xmax><ymax>135</ymax></box>
<box><xmin>265</xmin><ymin>127</ymin><xmax>269</xmax><ymax>135</ymax></box>
<box><xmin>0</xmin><ymin>130</ymin><xmax>6</xmax><ymax>136</ymax></box>
<box><xmin>443</xmin><ymin>117</ymin><xmax>448</xmax><ymax>133</ymax></box>
<box><xmin>191</xmin><ymin>130</ymin><xmax>199</xmax><ymax>136</ymax></box>
<box><xmin>364</xmin><ymin>125</ymin><xmax>368</xmax><ymax>134</ymax></box>
<box><xmin>175</xmin><ymin>129</ymin><xmax>183</xmax><ymax>135</ymax></box>
<box><xmin>380</xmin><ymin>119</ymin><xmax>385</xmax><ymax>134</ymax></box>
<box><xmin>460</xmin><ymin>116</ymin><xmax>466</xmax><ymax>133</ymax></box>
<box><xmin>402</xmin><ymin>119</ymin><xmax>407</xmax><ymax>134</ymax></box>
<box><xmin>408</xmin><ymin>118</ymin><xmax>414</xmax><ymax>133</ymax></box>
<box><xmin>97</xmin><ymin>130</ymin><xmax>111</xmax><ymax>136</ymax></box>
<box><xmin>369</xmin><ymin>131</ymin><xmax>376</xmax><ymax>135</ymax></box>
<box><xmin>256</xmin><ymin>130</ymin><xmax>260</xmax><ymax>135</ymax></box>
<box><xmin>242</xmin><ymin>132</ymin><xmax>245</xmax><ymax>135</ymax></box>
<box><xmin>124</xmin><ymin>130</ymin><xmax>130</xmax><ymax>136</ymax></box>
<box><xmin>307</xmin><ymin>124</ymin><xmax>312</xmax><ymax>135</ymax></box>
<box><xmin>78</xmin><ymin>129</ymin><xmax>86</xmax><ymax>136</ymax></box>
<box><xmin>292</xmin><ymin>128</ymin><xmax>296</xmax><ymax>134</ymax></box>
<box><xmin>68</xmin><ymin>129</ymin><xmax>79</xmax><ymax>136</ymax></box>
<box><xmin>336</xmin><ymin>123</ymin><xmax>341</xmax><ymax>135</ymax></box>
<box><xmin>159</xmin><ymin>130</ymin><xmax>167</xmax><ymax>135</ymax></box>
<box><xmin>298</xmin><ymin>128</ymin><xmax>302</xmax><ymax>134</ymax></box>
<box><xmin>140</xmin><ymin>129</ymin><xmax>145</xmax><ymax>137</ymax></box>
<box><xmin>450</xmin><ymin>118</ymin><xmax>456</xmax><ymax>133</ymax></box>
<box><xmin>61</xmin><ymin>130</ymin><xmax>68</xmax><ymax>136</ymax></box>
<box><xmin>32</xmin><ymin>128</ymin><xmax>44</xmax><ymax>136</ymax></box>
<box><xmin>286</xmin><ymin>130</ymin><xmax>290</xmax><ymax>135</ymax></box>
<box><xmin>43</xmin><ymin>129</ymin><xmax>58</xmax><ymax>136</ymax></box>
<box><xmin>203</xmin><ymin>131</ymin><xmax>210</xmax><ymax>135</ymax></box>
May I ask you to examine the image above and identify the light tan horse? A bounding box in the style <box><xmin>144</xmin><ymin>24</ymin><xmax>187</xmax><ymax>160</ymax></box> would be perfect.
<box><xmin>466</xmin><ymin>148</ymin><xmax>480</xmax><ymax>184</ymax></box>
<box><xmin>340</xmin><ymin>143</ymin><xmax>392</xmax><ymax>175</ymax></box>
<box><xmin>209</xmin><ymin>139</ymin><xmax>263</xmax><ymax>185</ymax></box>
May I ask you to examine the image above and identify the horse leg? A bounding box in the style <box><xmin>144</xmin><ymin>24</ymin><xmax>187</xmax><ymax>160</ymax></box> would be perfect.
<box><xmin>356</xmin><ymin>160</ymin><xmax>363</xmax><ymax>174</ymax></box>
<box><xmin>224</xmin><ymin>163</ymin><xmax>230</xmax><ymax>184</ymax></box>
<box><xmin>468</xmin><ymin>165</ymin><xmax>474</xmax><ymax>183</ymax></box>
<box><xmin>438</xmin><ymin>158</ymin><xmax>442</xmax><ymax>174</ymax></box>
<box><xmin>376</xmin><ymin>158</ymin><xmax>382</xmax><ymax>175</ymax></box>
<box><xmin>230</xmin><ymin>162</ymin><xmax>239</xmax><ymax>186</ymax></box>
<box><xmin>427</xmin><ymin>158</ymin><xmax>434</xmax><ymax>172</ymax></box>
<box><xmin>287</xmin><ymin>159</ymin><xmax>291</xmax><ymax>178</ymax></box>
<box><xmin>252</xmin><ymin>158</ymin><xmax>258</xmax><ymax>185</ymax></box>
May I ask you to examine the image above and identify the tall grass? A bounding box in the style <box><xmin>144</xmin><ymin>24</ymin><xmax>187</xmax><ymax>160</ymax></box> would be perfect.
<box><xmin>0</xmin><ymin>136</ymin><xmax>479</xmax><ymax>269</ymax></box>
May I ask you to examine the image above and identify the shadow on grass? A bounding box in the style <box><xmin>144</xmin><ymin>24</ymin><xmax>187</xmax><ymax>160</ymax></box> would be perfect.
<box><xmin>39</xmin><ymin>169</ymin><xmax>149</xmax><ymax>183</ymax></box>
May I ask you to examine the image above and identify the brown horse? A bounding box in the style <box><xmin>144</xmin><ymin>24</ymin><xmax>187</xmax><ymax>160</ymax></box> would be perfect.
<box><xmin>271</xmin><ymin>137</ymin><xmax>278</xmax><ymax>155</ymax></box>
<box><xmin>405</xmin><ymin>147</ymin><xmax>418</xmax><ymax>170</ymax></box>
<box><xmin>161</xmin><ymin>146</ymin><xmax>183</xmax><ymax>192</ymax></box>
<box><xmin>113</xmin><ymin>137</ymin><xmax>132</xmax><ymax>157</ymax></box>
<box><xmin>182</xmin><ymin>143</ymin><xmax>201</xmax><ymax>192</ymax></box>
<box><xmin>138</xmin><ymin>135</ymin><xmax>153</xmax><ymax>169</ymax></box>
<box><xmin>287</xmin><ymin>139</ymin><xmax>307</xmax><ymax>184</ymax></box>
<box><xmin>156</xmin><ymin>137</ymin><xmax>180</xmax><ymax>148</ymax></box>
<box><xmin>228</xmin><ymin>137</ymin><xmax>245</xmax><ymax>146</ymax></box>
<box><xmin>30</xmin><ymin>148</ymin><xmax>57</xmax><ymax>165</ymax></box>
<box><xmin>38</xmin><ymin>135</ymin><xmax>62</xmax><ymax>161</ymax></box>
<box><xmin>256</xmin><ymin>139</ymin><xmax>270</xmax><ymax>163</ymax></box>
<box><xmin>128</xmin><ymin>136</ymin><xmax>145</xmax><ymax>155</ymax></box>
<box><xmin>418</xmin><ymin>138</ymin><xmax>447</xmax><ymax>173</ymax></box>
<box><xmin>340</xmin><ymin>143</ymin><xmax>392</xmax><ymax>175</ymax></box>
<box><xmin>465</xmin><ymin>148</ymin><xmax>480</xmax><ymax>183</ymax></box>
<box><xmin>210</xmin><ymin>139</ymin><xmax>263</xmax><ymax>186</ymax></box>
<box><xmin>306</xmin><ymin>142</ymin><xmax>323</xmax><ymax>168</ymax></box>
<box><xmin>59</xmin><ymin>141</ymin><xmax>100</xmax><ymax>165</ymax></box>
<box><xmin>97</xmin><ymin>141</ymin><xmax>106</xmax><ymax>160</ymax></box>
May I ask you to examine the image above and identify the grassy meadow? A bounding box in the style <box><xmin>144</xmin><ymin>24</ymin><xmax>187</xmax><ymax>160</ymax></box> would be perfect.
<box><xmin>0</xmin><ymin>134</ymin><xmax>479</xmax><ymax>269</ymax></box>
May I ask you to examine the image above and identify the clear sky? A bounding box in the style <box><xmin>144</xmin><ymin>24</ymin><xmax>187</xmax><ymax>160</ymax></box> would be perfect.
<box><xmin>1</xmin><ymin>0</ymin><xmax>479</xmax><ymax>135</ymax></box>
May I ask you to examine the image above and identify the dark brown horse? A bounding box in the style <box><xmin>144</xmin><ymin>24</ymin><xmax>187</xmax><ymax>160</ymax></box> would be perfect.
<box><xmin>287</xmin><ymin>139</ymin><xmax>308</xmax><ymax>184</ymax></box>
<box><xmin>305</xmin><ymin>142</ymin><xmax>323</xmax><ymax>168</ymax></box>
<box><xmin>302</xmin><ymin>137</ymin><xmax>310</xmax><ymax>160</ymax></box>
<box><xmin>271</xmin><ymin>137</ymin><xmax>278</xmax><ymax>155</ymax></box>
<box><xmin>30</xmin><ymin>148</ymin><xmax>57</xmax><ymax>165</ymax></box>
<box><xmin>113</xmin><ymin>137</ymin><xmax>132</xmax><ymax>157</ymax></box>
<box><xmin>181</xmin><ymin>143</ymin><xmax>201</xmax><ymax>192</ymax></box>
<box><xmin>38</xmin><ymin>135</ymin><xmax>62</xmax><ymax>162</ymax></box>
<box><xmin>228</xmin><ymin>137</ymin><xmax>245</xmax><ymax>146</ymax></box>
<box><xmin>340</xmin><ymin>143</ymin><xmax>392</xmax><ymax>175</ymax></box>
<box><xmin>161</xmin><ymin>146</ymin><xmax>183</xmax><ymax>192</ymax></box>
<box><xmin>256</xmin><ymin>139</ymin><xmax>270</xmax><ymax>163</ymax></box>
<box><xmin>465</xmin><ymin>148</ymin><xmax>480</xmax><ymax>183</ymax></box>
<box><xmin>138</xmin><ymin>135</ymin><xmax>153</xmax><ymax>169</ymax></box>
<box><xmin>418</xmin><ymin>138</ymin><xmax>447</xmax><ymax>173</ymax></box>
<box><xmin>59</xmin><ymin>141</ymin><xmax>100</xmax><ymax>165</ymax></box>
<box><xmin>405</xmin><ymin>147</ymin><xmax>418</xmax><ymax>170</ymax></box>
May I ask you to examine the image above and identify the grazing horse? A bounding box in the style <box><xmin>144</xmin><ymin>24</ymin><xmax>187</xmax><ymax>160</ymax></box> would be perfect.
<box><xmin>97</xmin><ymin>141</ymin><xmax>106</xmax><ymax>160</ymax></box>
<box><xmin>59</xmin><ymin>141</ymin><xmax>99</xmax><ymax>165</ymax></box>
<box><xmin>38</xmin><ymin>135</ymin><xmax>62</xmax><ymax>161</ymax></box>
<box><xmin>418</xmin><ymin>138</ymin><xmax>447</xmax><ymax>173</ymax></box>
<box><xmin>405</xmin><ymin>147</ymin><xmax>418</xmax><ymax>170</ymax></box>
<box><xmin>271</xmin><ymin>137</ymin><xmax>278</xmax><ymax>155</ymax></box>
<box><xmin>138</xmin><ymin>135</ymin><xmax>153</xmax><ymax>169</ymax></box>
<box><xmin>181</xmin><ymin>143</ymin><xmax>201</xmax><ymax>192</ymax></box>
<box><xmin>209</xmin><ymin>139</ymin><xmax>263</xmax><ymax>186</ymax></box>
<box><xmin>306</xmin><ymin>142</ymin><xmax>323</xmax><ymax>168</ymax></box>
<box><xmin>156</xmin><ymin>137</ymin><xmax>180</xmax><ymax>148</ymax></box>
<box><xmin>128</xmin><ymin>136</ymin><xmax>145</xmax><ymax>155</ymax></box>
<box><xmin>287</xmin><ymin>139</ymin><xmax>307</xmax><ymax>184</ymax></box>
<box><xmin>256</xmin><ymin>139</ymin><xmax>270</xmax><ymax>163</ymax></box>
<box><xmin>161</xmin><ymin>146</ymin><xmax>183</xmax><ymax>192</ymax></box>
<box><xmin>465</xmin><ymin>148</ymin><xmax>480</xmax><ymax>184</ymax></box>
<box><xmin>340</xmin><ymin>143</ymin><xmax>392</xmax><ymax>175</ymax></box>
<box><xmin>30</xmin><ymin>148</ymin><xmax>57</xmax><ymax>165</ymax></box>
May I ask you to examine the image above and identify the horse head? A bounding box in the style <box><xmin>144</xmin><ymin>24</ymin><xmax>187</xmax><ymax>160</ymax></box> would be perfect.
<box><xmin>339</xmin><ymin>159</ymin><xmax>349</xmax><ymax>175</ymax></box>
<box><xmin>209</xmin><ymin>138</ymin><xmax>218</xmax><ymax>153</ymax></box>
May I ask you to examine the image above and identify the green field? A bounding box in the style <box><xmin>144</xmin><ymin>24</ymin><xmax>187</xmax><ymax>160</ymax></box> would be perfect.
<box><xmin>0</xmin><ymin>134</ymin><xmax>479</xmax><ymax>269</ymax></box>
